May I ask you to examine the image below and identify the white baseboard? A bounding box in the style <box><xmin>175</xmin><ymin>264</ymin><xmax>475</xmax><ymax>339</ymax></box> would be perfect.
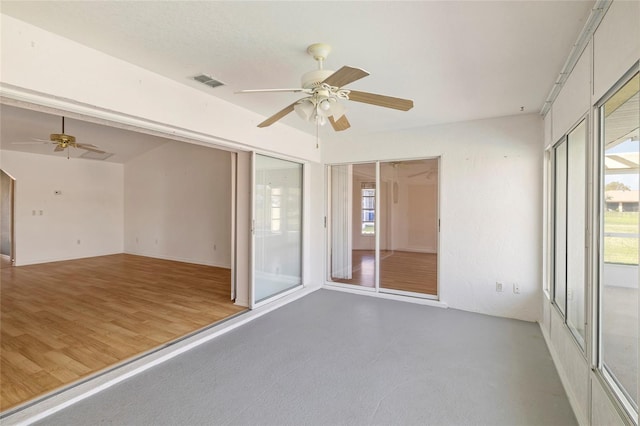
<box><xmin>14</xmin><ymin>251</ymin><xmax>122</xmax><ymax>267</ymax></box>
<box><xmin>123</xmin><ymin>250</ymin><xmax>230</xmax><ymax>269</ymax></box>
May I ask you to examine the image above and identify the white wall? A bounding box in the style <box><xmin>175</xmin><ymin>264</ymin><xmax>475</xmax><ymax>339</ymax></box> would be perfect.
<box><xmin>324</xmin><ymin>113</ymin><xmax>543</xmax><ymax>322</ymax></box>
<box><xmin>389</xmin><ymin>171</ymin><xmax>438</xmax><ymax>253</ymax></box>
<box><xmin>0</xmin><ymin>150</ymin><xmax>124</xmax><ymax>265</ymax></box>
<box><xmin>592</xmin><ymin>0</ymin><xmax>640</xmax><ymax>102</ymax></box>
<box><xmin>124</xmin><ymin>141</ymin><xmax>232</xmax><ymax>268</ymax></box>
<box><xmin>541</xmin><ymin>1</ymin><xmax>639</xmax><ymax>424</ymax></box>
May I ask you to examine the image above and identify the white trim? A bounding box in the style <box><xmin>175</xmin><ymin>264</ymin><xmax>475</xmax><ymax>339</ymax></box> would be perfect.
<box><xmin>323</xmin><ymin>283</ymin><xmax>448</xmax><ymax>309</ymax></box>
<box><xmin>379</xmin><ymin>287</ymin><xmax>439</xmax><ymax>301</ymax></box>
<box><xmin>13</xmin><ymin>251</ymin><xmax>122</xmax><ymax>267</ymax></box>
<box><xmin>1</xmin><ymin>286</ymin><xmax>318</xmax><ymax>426</ymax></box>
<box><xmin>375</xmin><ymin>162</ymin><xmax>381</xmax><ymax>291</ymax></box>
<box><xmin>324</xmin><ymin>281</ymin><xmax>376</xmax><ymax>293</ymax></box>
<box><xmin>121</xmin><ymin>251</ymin><xmax>230</xmax><ymax>269</ymax></box>
<box><xmin>251</xmin><ymin>284</ymin><xmax>305</xmax><ymax>310</ymax></box>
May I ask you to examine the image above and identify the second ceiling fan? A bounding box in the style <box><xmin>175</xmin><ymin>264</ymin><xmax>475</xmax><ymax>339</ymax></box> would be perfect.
<box><xmin>238</xmin><ymin>43</ymin><xmax>414</xmax><ymax>131</ymax></box>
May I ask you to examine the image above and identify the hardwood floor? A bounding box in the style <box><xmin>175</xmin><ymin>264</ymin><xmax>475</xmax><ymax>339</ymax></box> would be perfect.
<box><xmin>331</xmin><ymin>250</ymin><xmax>437</xmax><ymax>295</ymax></box>
<box><xmin>0</xmin><ymin>255</ymin><xmax>12</xmax><ymax>269</ymax></box>
<box><xmin>0</xmin><ymin>254</ymin><xmax>245</xmax><ymax>411</ymax></box>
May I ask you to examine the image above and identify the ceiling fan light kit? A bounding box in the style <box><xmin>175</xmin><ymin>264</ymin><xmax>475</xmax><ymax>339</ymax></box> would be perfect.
<box><xmin>237</xmin><ymin>43</ymin><xmax>414</xmax><ymax>132</ymax></box>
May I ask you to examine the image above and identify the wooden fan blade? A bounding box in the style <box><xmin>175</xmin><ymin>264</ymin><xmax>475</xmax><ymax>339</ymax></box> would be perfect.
<box><xmin>54</xmin><ymin>145</ymin><xmax>64</xmax><ymax>152</ymax></box>
<box><xmin>77</xmin><ymin>144</ymin><xmax>106</xmax><ymax>154</ymax></box>
<box><xmin>257</xmin><ymin>102</ymin><xmax>298</xmax><ymax>128</ymax></box>
<box><xmin>322</xmin><ymin>66</ymin><xmax>369</xmax><ymax>88</ymax></box>
<box><xmin>329</xmin><ymin>115</ymin><xmax>351</xmax><ymax>132</ymax></box>
<box><xmin>347</xmin><ymin>90</ymin><xmax>414</xmax><ymax>111</ymax></box>
<box><xmin>237</xmin><ymin>88</ymin><xmax>310</xmax><ymax>94</ymax></box>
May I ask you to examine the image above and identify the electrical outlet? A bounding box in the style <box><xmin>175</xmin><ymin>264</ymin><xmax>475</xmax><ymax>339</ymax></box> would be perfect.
<box><xmin>513</xmin><ymin>283</ymin><xmax>520</xmax><ymax>294</ymax></box>
<box><xmin>496</xmin><ymin>282</ymin><xmax>503</xmax><ymax>292</ymax></box>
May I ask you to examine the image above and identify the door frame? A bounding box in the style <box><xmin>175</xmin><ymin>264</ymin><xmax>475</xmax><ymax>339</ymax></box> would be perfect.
<box><xmin>1</xmin><ymin>169</ymin><xmax>16</xmax><ymax>266</ymax></box>
<box><xmin>325</xmin><ymin>156</ymin><xmax>441</xmax><ymax>300</ymax></box>
<box><xmin>249</xmin><ymin>151</ymin><xmax>306</xmax><ymax>309</ymax></box>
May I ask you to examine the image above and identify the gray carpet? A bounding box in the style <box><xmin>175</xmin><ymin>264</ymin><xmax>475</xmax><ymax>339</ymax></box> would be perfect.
<box><xmin>36</xmin><ymin>290</ymin><xmax>576</xmax><ymax>426</ymax></box>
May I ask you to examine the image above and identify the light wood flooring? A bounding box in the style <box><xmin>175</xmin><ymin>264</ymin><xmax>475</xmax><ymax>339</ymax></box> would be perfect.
<box><xmin>0</xmin><ymin>255</ymin><xmax>12</xmax><ymax>269</ymax></box>
<box><xmin>0</xmin><ymin>254</ymin><xmax>245</xmax><ymax>411</ymax></box>
<box><xmin>331</xmin><ymin>250</ymin><xmax>437</xmax><ymax>295</ymax></box>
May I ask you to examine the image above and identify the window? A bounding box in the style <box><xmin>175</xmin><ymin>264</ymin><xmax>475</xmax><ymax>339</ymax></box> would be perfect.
<box><xmin>361</xmin><ymin>182</ymin><xmax>375</xmax><ymax>235</ymax></box>
<box><xmin>552</xmin><ymin>118</ymin><xmax>587</xmax><ymax>349</ymax></box>
<box><xmin>599</xmin><ymin>72</ymin><xmax>639</xmax><ymax>416</ymax></box>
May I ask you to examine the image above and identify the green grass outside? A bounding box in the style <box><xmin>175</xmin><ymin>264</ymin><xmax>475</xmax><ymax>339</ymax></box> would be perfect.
<box><xmin>362</xmin><ymin>224</ymin><xmax>375</xmax><ymax>235</ymax></box>
<box><xmin>604</xmin><ymin>211</ymin><xmax>639</xmax><ymax>265</ymax></box>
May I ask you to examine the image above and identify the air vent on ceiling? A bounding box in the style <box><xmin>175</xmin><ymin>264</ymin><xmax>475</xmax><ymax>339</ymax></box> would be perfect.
<box><xmin>192</xmin><ymin>74</ymin><xmax>225</xmax><ymax>89</ymax></box>
<box><xmin>80</xmin><ymin>151</ymin><xmax>114</xmax><ymax>161</ymax></box>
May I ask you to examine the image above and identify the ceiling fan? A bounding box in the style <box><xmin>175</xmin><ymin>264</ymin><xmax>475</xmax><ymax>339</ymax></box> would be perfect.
<box><xmin>237</xmin><ymin>43</ymin><xmax>414</xmax><ymax>132</ymax></box>
<box><xmin>13</xmin><ymin>116</ymin><xmax>107</xmax><ymax>159</ymax></box>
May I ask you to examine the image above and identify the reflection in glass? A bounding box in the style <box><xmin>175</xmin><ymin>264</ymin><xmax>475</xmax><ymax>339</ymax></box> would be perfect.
<box><xmin>379</xmin><ymin>160</ymin><xmax>438</xmax><ymax>296</ymax></box>
<box><xmin>601</xmin><ymin>73</ymin><xmax>639</xmax><ymax>408</ymax></box>
<box><xmin>254</xmin><ymin>155</ymin><xmax>302</xmax><ymax>303</ymax></box>
<box><xmin>566</xmin><ymin>120</ymin><xmax>587</xmax><ymax>346</ymax></box>
<box><xmin>554</xmin><ymin>141</ymin><xmax>568</xmax><ymax>315</ymax></box>
<box><xmin>330</xmin><ymin>163</ymin><xmax>376</xmax><ymax>287</ymax></box>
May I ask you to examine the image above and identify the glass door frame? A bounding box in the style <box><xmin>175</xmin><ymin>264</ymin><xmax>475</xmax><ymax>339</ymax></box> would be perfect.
<box><xmin>594</xmin><ymin>67</ymin><xmax>640</xmax><ymax>422</ymax></box>
<box><xmin>325</xmin><ymin>156</ymin><xmax>441</xmax><ymax>300</ymax></box>
<box><xmin>250</xmin><ymin>151</ymin><xmax>306</xmax><ymax>309</ymax></box>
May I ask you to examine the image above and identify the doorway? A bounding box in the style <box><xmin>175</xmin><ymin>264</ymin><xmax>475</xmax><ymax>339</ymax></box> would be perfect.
<box><xmin>328</xmin><ymin>159</ymin><xmax>439</xmax><ymax>298</ymax></box>
<box><xmin>0</xmin><ymin>169</ymin><xmax>15</xmax><ymax>268</ymax></box>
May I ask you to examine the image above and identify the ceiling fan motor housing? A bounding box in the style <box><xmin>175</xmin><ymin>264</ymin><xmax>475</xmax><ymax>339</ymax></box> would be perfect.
<box><xmin>301</xmin><ymin>69</ymin><xmax>334</xmax><ymax>89</ymax></box>
<box><xmin>50</xmin><ymin>133</ymin><xmax>76</xmax><ymax>146</ymax></box>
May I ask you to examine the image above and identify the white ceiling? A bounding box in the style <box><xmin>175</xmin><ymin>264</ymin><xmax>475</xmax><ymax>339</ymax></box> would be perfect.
<box><xmin>1</xmin><ymin>1</ymin><xmax>595</xmax><ymax>158</ymax></box>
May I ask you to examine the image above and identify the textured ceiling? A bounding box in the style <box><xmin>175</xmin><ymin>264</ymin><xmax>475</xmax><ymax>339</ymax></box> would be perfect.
<box><xmin>1</xmin><ymin>1</ymin><xmax>595</xmax><ymax>153</ymax></box>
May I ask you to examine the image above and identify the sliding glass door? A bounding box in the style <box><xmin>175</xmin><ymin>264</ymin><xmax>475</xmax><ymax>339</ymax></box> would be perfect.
<box><xmin>329</xmin><ymin>163</ymin><xmax>377</xmax><ymax>288</ymax></box>
<box><xmin>253</xmin><ymin>154</ymin><xmax>302</xmax><ymax>304</ymax></box>
<box><xmin>379</xmin><ymin>160</ymin><xmax>439</xmax><ymax>296</ymax></box>
<box><xmin>328</xmin><ymin>159</ymin><xmax>439</xmax><ymax>298</ymax></box>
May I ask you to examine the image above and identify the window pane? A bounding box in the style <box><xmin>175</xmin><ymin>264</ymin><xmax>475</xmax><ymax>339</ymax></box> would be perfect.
<box><xmin>566</xmin><ymin>120</ymin><xmax>587</xmax><ymax>346</ymax></box>
<box><xmin>254</xmin><ymin>155</ymin><xmax>302</xmax><ymax>303</ymax></box>
<box><xmin>554</xmin><ymin>140</ymin><xmax>568</xmax><ymax>315</ymax></box>
<box><xmin>601</xmin><ymin>73</ymin><xmax>639</xmax><ymax>409</ymax></box>
<box><xmin>362</xmin><ymin>222</ymin><xmax>375</xmax><ymax>235</ymax></box>
<box><xmin>361</xmin><ymin>183</ymin><xmax>376</xmax><ymax>236</ymax></box>
<box><xmin>362</xmin><ymin>196</ymin><xmax>375</xmax><ymax>209</ymax></box>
